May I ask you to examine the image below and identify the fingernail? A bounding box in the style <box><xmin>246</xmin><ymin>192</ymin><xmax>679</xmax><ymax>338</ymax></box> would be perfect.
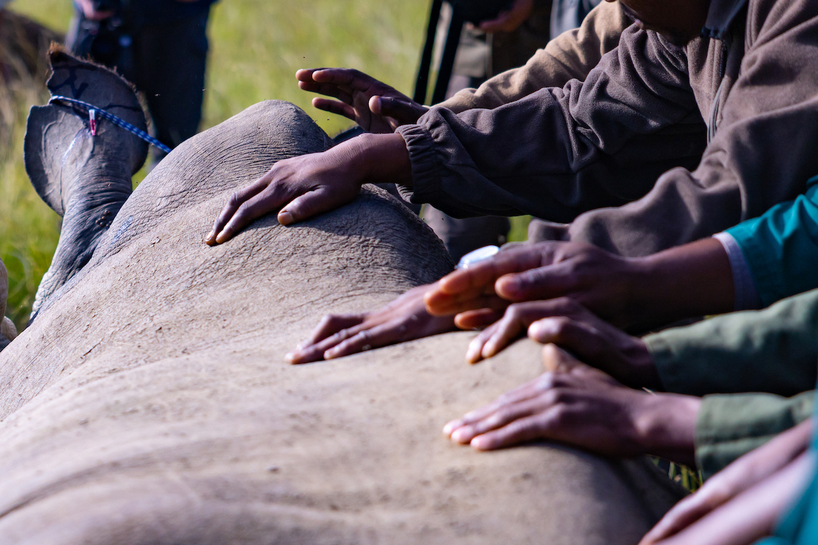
<box><xmin>285</xmin><ymin>351</ymin><xmax>296</xmax><ymax>363</ymax></box>
<box><xmin>215</xmin><ymin>231</ymin><xmax>229</xmax><ymax>244</ymax></box>
<box><xmin>451</xmin><ymin>428</ymin><xmax>473</xmax><ymax>444</ymax></box>
<box><xmin>482</xmin><ymin>340</ymin><xmax>497</xmax><ymax>358</ymax></box>
<box><xmin>466</xmin><ymin>343</ymin><xmax>481</xmax><ymax>363</ymax></box>
<box><xmin>278</xmin><ymin>210</ymin><xmax>293</xmax><ymax>225</ymax></box>
<box><xmin>442</xmin><ymin>423</ymin><xmax>455</xmax><ymax>436</ymax></box>
<box><xmin>528</xmin><ymin>321</ymin><xmax>550</xmax><ymax>339</ymax></box>
<box><xmin>471</xmin><ymin>436</ymin><xmax>488</xmax><ymax>450</ymax></box>
<box><xmin>205</xmin><ymin>230</ymin><xmax>214</xmax><ymax>241</ymax></box>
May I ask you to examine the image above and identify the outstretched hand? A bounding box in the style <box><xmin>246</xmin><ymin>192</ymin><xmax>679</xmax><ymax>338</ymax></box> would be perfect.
<box><xmin>425</xmin><ymin>241</ymin><xmax>649</xmax><ymax>328</ymax></box>
<box><xmin>205</xmin><ymin>133</ymin><xmax>411</xmax><ymax>245</ymax></box>
<box><xmin>297</xmin><ymin>68</ymin><xmax>429</xmax><ymax>133</ymax></box>
<box><xmin>461</xmin><ymin>297</ymin><xmax>661</xmax><ymax>389</ymax></box>
<box><xmin>443</xmin><ymin>345</ymin><xmax>699</xmax><ymax>464</ymax></box>
<box><xmin>286</xmin><ymin>284</ymin><xmax>457</xmax><ymax>364</ymax></box>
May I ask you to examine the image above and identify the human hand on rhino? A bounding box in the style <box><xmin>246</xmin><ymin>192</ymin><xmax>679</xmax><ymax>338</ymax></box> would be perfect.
<box><xmin>296</xmin><ymin>68</ymin><xmax>429</xmax><ymax>133</ymax></box>
<box><xmin>206</xmin><ymin>133</ymin><xmax>411</xmax><ymax>245</ymax></box>
<box><xmin>426</xmin><ymin>238</ymin><xmax>734</xmax><ymax>331</ymax></box>
<box><xmin>285</xmin><ymin>285</ymin><xmax>456</xmax><ymax>364</ymax></box>
<box><xmin>443</xmin><ymin>345</ymin><xmax>700</xmax><ymax>465</ymax></box>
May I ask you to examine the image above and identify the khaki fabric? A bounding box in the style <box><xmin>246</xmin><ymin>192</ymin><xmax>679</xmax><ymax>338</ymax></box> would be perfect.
<box><xmin>645</xmin><ymin>289</ymin><xmax>818</xmax><ymax>477</ymax></box>
<box><xmin>696</xmin><ymin>391</ymin><xmax>815</xmax><ymax>479</ymax></box>
<box><xmin>646</xmin><ymin>289</ymin><xmax>818</xmax><ymax>399</ymax></box>
<box><xmin>0</xmin><ymin>101</ymin><xmax>685</xmax><ymax>544</ymax></box>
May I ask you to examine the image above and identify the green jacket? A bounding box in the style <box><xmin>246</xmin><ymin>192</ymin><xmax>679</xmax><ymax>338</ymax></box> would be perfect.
<box><xmin>645</xmin><ymin>289</ymin><xmax>818</xmax><ymax>478</ymax></box>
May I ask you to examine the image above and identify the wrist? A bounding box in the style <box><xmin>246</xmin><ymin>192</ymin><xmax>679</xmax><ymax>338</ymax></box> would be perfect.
<box><xmin>347</xmin><ymin>133</ymin><xmax>412</xmax><ymax>186</ymax></box>
<box><xmin>622</xmin><ymin>339</ymin><xmax>663</xmax><ymax>391</ymax></box>
<box><xmin>636</xmin><ymin>393</ymin><xmax>700</xmax><ymax>466</ymax></box>
<box><xmin>632</xmin><ymin>238</ymin><xmax>734</xmax><ymax>327</ymax></box>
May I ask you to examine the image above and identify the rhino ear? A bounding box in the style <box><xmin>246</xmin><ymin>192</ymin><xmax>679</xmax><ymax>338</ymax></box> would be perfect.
<box><xmin>24</xmin><ymin>105</ymin><xmax>85</xmax><ymax>216</ymax></box>
<box><xmin>45</xmin><ymin>46</ymin><xmax>149</xmax><ymax>175</ymax></box>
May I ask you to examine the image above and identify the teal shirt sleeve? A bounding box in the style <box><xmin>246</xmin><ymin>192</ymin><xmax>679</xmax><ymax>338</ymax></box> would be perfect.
<box><xmin>727</xmin><ymin>175</ymin><xmax>818</xmax><ymax>308</ymax></box>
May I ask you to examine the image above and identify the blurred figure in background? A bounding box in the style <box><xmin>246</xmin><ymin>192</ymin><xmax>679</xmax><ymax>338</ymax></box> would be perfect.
<box><xmin>66</xmin><ymin>0</ymin><xmax>217</xmax><ymax>166</ymax></box>
<box><xmin>550</xmin><ymin>0</ymin><xmax>602</xmax><ymax>37</ymax></box>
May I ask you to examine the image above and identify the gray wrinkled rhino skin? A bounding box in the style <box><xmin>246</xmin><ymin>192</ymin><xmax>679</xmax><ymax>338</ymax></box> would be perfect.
<box><xmin>0</xmin><ymin>68</ymin><xmax>684</xmax><ymax>542</ymax></box>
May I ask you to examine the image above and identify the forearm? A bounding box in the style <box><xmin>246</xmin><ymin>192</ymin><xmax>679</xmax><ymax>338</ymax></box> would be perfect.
<box><xmin>637</xmin><ymin>393</ymin><xmax>701</xmax><ymax>467</ymax></box>
<box><xmin>659</xmin><ymin>451</ymin><xmax>814</xmax><ymax>545</ymax></box>
<box><xmin>397</xmin><ymin>27</ymin><xmax>700</xmax><ymax>219</ymax></box>
<box><xmin>344</xmin><ymin>133</ymin><xmax>412</xmax><ymax>187</ymax></box>
<box><xmin>630</xmin><ymin>238</ymin><xmax>734</xmax><ymax>327</ymax></box>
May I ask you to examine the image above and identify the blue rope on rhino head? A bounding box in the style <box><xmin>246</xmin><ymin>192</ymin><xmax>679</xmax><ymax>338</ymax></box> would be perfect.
<box><xmin>48</xmin><ymin>95</ymin><xmax>173</xmax><ymax>155</ymax></box>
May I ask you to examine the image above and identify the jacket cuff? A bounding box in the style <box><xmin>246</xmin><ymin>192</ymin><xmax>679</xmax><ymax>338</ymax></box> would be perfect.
<box><xmin>695</xmin><ymin>392</ymin><xmax>815</xmax><ymax>480</ymax></box>
<box><xmin>712</xmin><ymin>232</ymin><xmax>761</xmax><ymax>311</ymax></box>
<box><xmin>395</xmin><ymin>124</ymin><xmax>442</xmax><ymax>205</ymax></box>
<box><xmin>644</xmin><ymin>333</ymin><xmax>688</xmax><ymax>394</ymax></box>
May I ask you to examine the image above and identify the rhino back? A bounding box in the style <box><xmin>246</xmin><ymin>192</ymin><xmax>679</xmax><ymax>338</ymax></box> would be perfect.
<box><xmin>0</xmin><ymin>101</ymin><xmax>683</xmax><ymax>544</ymax></box>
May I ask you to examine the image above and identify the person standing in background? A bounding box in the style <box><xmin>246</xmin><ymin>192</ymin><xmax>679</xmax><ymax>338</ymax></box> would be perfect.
<box><xmin>67</xmin><ymin>0</ymin><xmax>217</xmax><ymax>166</ymax></box>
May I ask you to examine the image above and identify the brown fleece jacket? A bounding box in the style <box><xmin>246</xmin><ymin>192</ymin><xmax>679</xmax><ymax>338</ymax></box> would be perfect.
<box><xmin>398</xmin><ymin>0</ymin><xmax>818</xmax><ymax>256</ymax></box>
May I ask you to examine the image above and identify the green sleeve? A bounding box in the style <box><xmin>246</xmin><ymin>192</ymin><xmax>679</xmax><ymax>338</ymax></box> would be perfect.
<box><xmin>695</xmin><ymin>391</ymin><xmax>815</xmax><ymax>480</ymax></box>
<box><xmin>645</xmin><ymin>289</ymin><xmax>818</xmax><ymax>396</ymax></box>
<box><xmin>726</xmin><ymin>176</ymin><xmax>818</xmax><ymax>308</ymax></box>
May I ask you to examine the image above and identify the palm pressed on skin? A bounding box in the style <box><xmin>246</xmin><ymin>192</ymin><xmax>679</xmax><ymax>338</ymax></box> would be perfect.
<box><xmin>443</xmin><ymin>345</ymin><xmax>700</xmax><ymax>465</ymax></box>
<box><xmin>205</xmin><ymin>132</ymin><xmax>412</xmax><ymax>245</ymax></box>
<box><xmin>286</xmin><ymin>284</ymin><xmax>456</xmax><ymax>364</ymax></box>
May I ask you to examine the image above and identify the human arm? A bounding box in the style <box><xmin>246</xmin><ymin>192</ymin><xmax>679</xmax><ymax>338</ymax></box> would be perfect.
<box><xmin>205</xmin><ymin>133</ymin><xmax>411</xmax><ymax>243</ymax></box>
<box><xmin>425</xmin><ymin>238</ymin><xmax>734</xmax><ymax>332</ymax></box>
<box><xmin>296</xmin><ymin>1</ymin><xmax>627</xmax><ymax>133</ymax></box>
<box><xmin>547</xmin><ymin>0</ymin><xmax>818</xmax><ymax>255</ymax></box>
<box><xmin>443</xmin><ymin>345</ymin><xmax>701</xmax><ymax>465</ymax></box>
<box><xmin>694</xmin><ymin>391</ymin><xmax>816</xmax><ymax>480</ymax></box>
<box><xmin>724</xmin><ymin>178</ymin><xmax>818</xmax><ymax>308</ymax></box>
<box><xmin>396</xmin><ymin>26</ymin><xmax>706</xmax><ymax>221</ymax></box>
<box><xmin>640</xmin><ymin>419</ymin><xmax>815</xmax><ymax>545</ymax></box>
<box><xmin>284</xmin><ymin>284</ymin><xmax>457</xmax><ymax>364</ymax></box>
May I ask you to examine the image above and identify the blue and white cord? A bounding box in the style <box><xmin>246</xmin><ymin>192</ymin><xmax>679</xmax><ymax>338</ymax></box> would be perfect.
<box><xmin>48</xmin><ymin>95</ymin><xmax>173</xmax><ymax>155</ymax></box>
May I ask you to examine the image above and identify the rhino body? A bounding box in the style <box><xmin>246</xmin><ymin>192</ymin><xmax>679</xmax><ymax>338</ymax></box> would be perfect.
<box><xmin>0</xmin><ymin>82</ymin><xmax>683</xmax><ymax>542</ymax></box>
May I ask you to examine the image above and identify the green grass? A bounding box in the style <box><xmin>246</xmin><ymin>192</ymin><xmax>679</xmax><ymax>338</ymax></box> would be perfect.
<box><xmin>2</xmin><ymin>0</ymin><xmax>529</xmax><ymax>330</ymax></box>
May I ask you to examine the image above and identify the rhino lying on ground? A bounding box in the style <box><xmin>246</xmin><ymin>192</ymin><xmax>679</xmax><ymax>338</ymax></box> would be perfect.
<box><xmin>0</xmin><ymin>51</ymin><xmax>684</xmax><ymax>544</ymax></box>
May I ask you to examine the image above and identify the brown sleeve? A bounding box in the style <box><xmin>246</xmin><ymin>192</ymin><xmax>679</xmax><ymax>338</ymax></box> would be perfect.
<box><xmin>558</xmin><ymin>0</ymin><xmax>818</xmax><ymax>255</ymax></box>
<box><xmin>396</xmin><ymin>27</ymin><xmax>705</xmax><ymax>221</ymax></box>
<box><xmin>439</xmin><ymin>1</ymin><xmax>631</xmax><ymax>114</ymax></box>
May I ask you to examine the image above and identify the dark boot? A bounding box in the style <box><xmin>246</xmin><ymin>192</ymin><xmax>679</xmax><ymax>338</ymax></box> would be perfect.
<box><xmin>24</xmin><ymin>48</ymin><xmax>148</xmax><ymax>320</ymax></box>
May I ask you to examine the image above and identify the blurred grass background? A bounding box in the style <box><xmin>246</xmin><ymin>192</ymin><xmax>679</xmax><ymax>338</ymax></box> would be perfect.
<box><xmin>2</xmin><ymin>0</ymin><xmax>528</xmax><ymax>330</ymax></box>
